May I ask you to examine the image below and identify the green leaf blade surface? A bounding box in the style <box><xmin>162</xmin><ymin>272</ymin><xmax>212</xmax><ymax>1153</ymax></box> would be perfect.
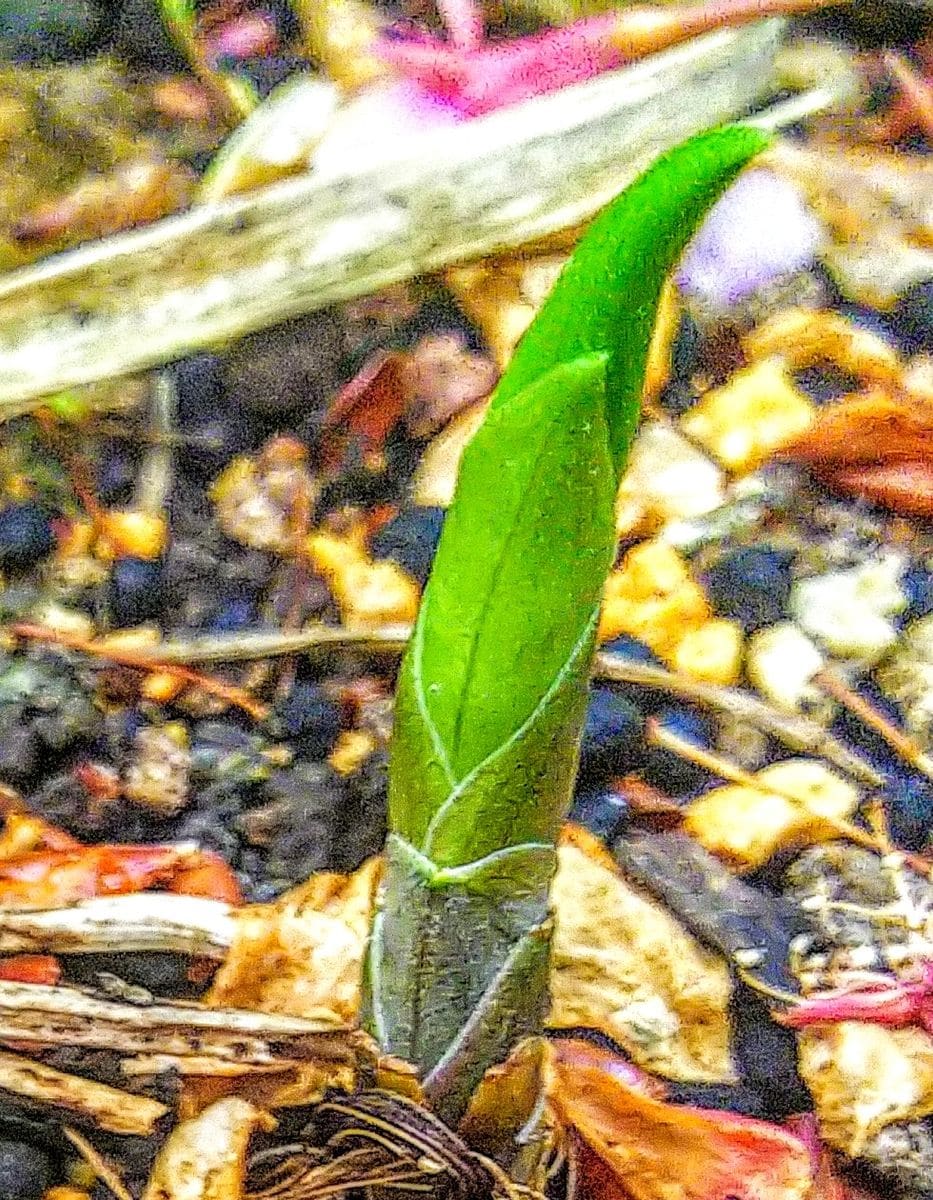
<box><xmin>494</xmin><ymin>124</ymin><xmax>773</xmax><ymax>469</ymax></box>
<box><xmin>389</xmin><ymin>352</ymin><xmax>615</xmax><ymax>858</ymax></box>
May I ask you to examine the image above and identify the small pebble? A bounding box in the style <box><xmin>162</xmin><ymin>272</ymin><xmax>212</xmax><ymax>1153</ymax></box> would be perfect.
<box><xmin>614</xmin><ymin>423</ymin><xmax>725</xmax><ymax>536</ymax></box>
<box><xmin>790</xmin><ymin>554</ymin><xmax>907</xmax><ymax>662</ymax></box>
<box><xmin>370</xmin><ymin>506</ymin><xmax>446</xmax><ymax>586</ymax></box>
<box><xmin>107</xmin><ymin>556</ymin><xmax>164</xmax><ymax>627</ymax></box>
<box><xmin>208</xmin><ymin>595</ymin><xmax>257</xmax><ymax>632</ymax></box>
<box><xmin>677</xmin><ymin>169</ymin><xmax>824</xmax><ymax>311</ymax></box>
<box><xmin>570</xmin><ymin>786</ymin><xmax>631</xmax><ymax>841</ymax></box>
<box><xmin>276</xmin><ymin>682</ymin><xmax>344</xmax><ymax>759</ymax></box>
<box><xmin>643</xmin><ymin>705</ymin><xmax>714</xmax><ymax>794</ymax></box>
<box><xmin>746</xmin><ymin>623</ymin><xmax>826</xmax><ymax>713</ymax></box>
<box><xmin>0</xmin><ymin>502</ymin><xmax>55</xmax><ymax>570</ymax></box>
<box><xmin>578</xmin><ymin>686</ymin><xmax>645</xmax><ymax>784</ymax></box>
<box><xmin>680</xmin><ymin>359</ymin><xmax>815</xmax><ymax>474</ymax></box>
<box><xmin>683</xmin><ymin>759</ymin><xmax>859</xmax><ymax>872</ymax></box>
<box><xmin>0</xmin><ymin>1138</ymin><xmax>52</xmax><ymax>1200</ymax></box>
<box><xmin>891</xmin><ymin>279</ymin><xmax>933</xmax><ymax>356</ymax></box>
<box><xmin>704</xmin><ymin>545</ymin><xmax>795</xmax><ymax>633</ymax></box>
<box><xmin>123</xmin><ymin>724</ymin><xmax>191</xmax><ymax>817</ymax></box>
<box><xmin>670</xmin><ymin>618</ymin><xmax>743</xmax><ymax>686</ymax></box>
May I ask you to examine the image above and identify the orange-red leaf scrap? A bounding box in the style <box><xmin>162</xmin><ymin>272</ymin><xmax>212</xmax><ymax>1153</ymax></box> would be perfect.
<box><xmin>775</xmin><ymin>392</ymin><xmax>933</xmax><ymax>517</ymax></box>
<box><xmin>550</xmin><ymin>1038</ymin><xmax>812</xmax><ymax>1200</ymax></box>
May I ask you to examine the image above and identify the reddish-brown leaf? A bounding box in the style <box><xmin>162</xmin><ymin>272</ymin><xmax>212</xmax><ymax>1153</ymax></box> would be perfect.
<box><xmin>550</xmin><ymin>1038</ymin><xmax>812</xmax><ymax>1200</ymax></box>
<box><xmin>777</xmin><ymin>393</ymin><xmax>933</xmax><ymax>468</ymax></box>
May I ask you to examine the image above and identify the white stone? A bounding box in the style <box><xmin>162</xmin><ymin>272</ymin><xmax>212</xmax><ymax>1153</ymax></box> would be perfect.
<box><xmin>790</xmin><ymin>554</ymin><xmax>907</xmax><ymax>662</ymax></box>
<box><xmin>746</xmin><ymin>622</ymin><xmax>826</xmax><ymax>712</ymax></box>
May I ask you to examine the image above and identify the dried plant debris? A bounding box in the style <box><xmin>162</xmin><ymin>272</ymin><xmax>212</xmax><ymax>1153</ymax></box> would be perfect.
<box><xmin>613</xmin><ymin>831</ymin><xmax>803</xmax><ymax>993</ymax></box>
<box><xmin>549</xmin><ymin>829</ymin><xmax>736</xmax><ymax>1084</ymax></box>
<box><xmin>0</xmin><ymin>978</ymin><xmax>357</xmax><ymax>1064</ymax></box>
<box><xmin>143</xmin><ymin>1097</ymin><xmax>275</xmax><ymax>1200</ymax></box>
<box><xmin>206</xmin><ymin>857</ymin><xmax>381</xmax><ymax>1023</ymax></box>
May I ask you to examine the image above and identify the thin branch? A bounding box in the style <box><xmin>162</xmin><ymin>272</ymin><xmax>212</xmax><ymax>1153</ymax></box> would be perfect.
<box><xmin>9</xmin><ymin>623</ymin><xmax>268</xmax><ymax>720</ymax></box>
<box><xmin>143</xmin><ymin>624</ymin><xmax>883</xmax><ymax>786</ymax></box>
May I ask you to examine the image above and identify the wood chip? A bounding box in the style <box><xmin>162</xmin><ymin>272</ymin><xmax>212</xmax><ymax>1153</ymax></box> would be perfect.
<box><xmin>0</xmin><ymin>980</ymin><xmax>363</xmax><ymax>1065</ymax></box>
<box><xmin>0</xmin><ymin>894</ymin><xmax>235</xmax><ymax>959</ymax></box>
<box><xmin>0</xmin><ymin>1049</ymin><xmax>167</xmax><ymax>1135</ymax></box>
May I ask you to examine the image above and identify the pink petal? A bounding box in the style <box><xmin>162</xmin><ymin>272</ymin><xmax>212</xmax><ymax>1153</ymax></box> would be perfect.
<box><xmin>377</xmin><ymin>16</ymin><xmax>624</xmax><ymax>116</ymax></box>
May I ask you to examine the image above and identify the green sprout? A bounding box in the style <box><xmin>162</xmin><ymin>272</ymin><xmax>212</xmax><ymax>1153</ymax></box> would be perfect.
<box><xmin>363</xmin><ymin>125</ymin><xmax>772</xmax><ymax>1121</ymax></box>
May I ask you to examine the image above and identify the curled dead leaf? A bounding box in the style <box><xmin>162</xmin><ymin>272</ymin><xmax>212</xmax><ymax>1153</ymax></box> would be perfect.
<box><xmin>776</xmin><ymin>392</ymin><xmax>933</xmax><ymax>468</ymax></box>
<box><xmin>774</xmin><ymin>391</ymin><xmax>933</xmax><ymax>516</ymax></box>
<box><xmin>549</xmin><ymin>1038</ymin><xmax>812</xmax><ymax>1200</ymax></box>
<box><xmin>550</xmin><ymin>827</ymin><xmax>735</xmax><ymax>1083</ymax></box>
<box><xmin>814</xmin><ymin>460</ymin><xmax>933</xmax><ymax>519</ymax></box>
<box><xmin>142</xmin><ymin>1096</ymin><xmax>275</xmax><ymax>1200</ymax></box>
<box><xmin>207</xmin><ymin>857</ymin><xmax>381</xmax><ymax>1022</ymax></box>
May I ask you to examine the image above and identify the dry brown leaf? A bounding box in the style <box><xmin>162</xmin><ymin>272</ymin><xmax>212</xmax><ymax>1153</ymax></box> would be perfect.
<box><xmin>797</xmin><ymin>1023</ymin><xmax>933</xmax><ymax>1158</ymax></box>
<box><xmin>207</xmin><ymin>857</ymin><xmax>381</xmax><ymax>1022</ymax></box>
<box><xmin>209</xmin><ymin>833</ymin><xmax>733</xmax><ymax>1086</ymax></box>
<box><xmin>142</xmin><ymin>1096</ymin><xmax>275</xmax><ymax>1200</ymax></box>
<box><xmin>776</xmin><ymin>391</ymin><xmax>933</xmax><ymax>468</ymax></box>
<box><xmin>549</xmin><ymin>827</ymin><xmax>736</xmax><ymax>1083</ymax></box>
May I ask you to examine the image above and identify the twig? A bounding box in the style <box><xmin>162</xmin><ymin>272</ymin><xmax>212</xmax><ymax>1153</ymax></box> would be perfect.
<box><xmin>0</xmin><ymin>1049</ymin><xmax>168</xmax><ymax>1135</ymax></box>
<box><xmin>151</xmin><ymin>624</ymin><xmax>411</xmax><ymax>663</ymax></box>
<box><xmin>141</xmin><ymin>624</ymin><xmax>881</xmax><ymax>785</ymax></box>
<box><xmin>0</xmin><ymin>893</ymin><xmax>235</xmax><ymax>959</ymax></box>
<box><xmin>134</xmin><ymin>371</ymin><xmax>177</xmax><ymax>517</ymax></box>
<box><xmin>814</xmin><ymin>667</ymin><xmax>933</xmax><ymax>782</ymax></box>
<box><xmin>64</xmin><ymin>1127</ymin><xmax>134</xmax><ymax>1200</ymax></box>
<box><xmin>8</xmin><ymin>622</ymin><xmax>268</xmax><ymax>720</ymax></box>
<box><xmin>646</xmin><ymin>719</ymin><xmax>881</xmax><ymax>853</ymax></box>
<box><xmin>0</xmin><ymin>979</ymin><xmax>360</xmax><ymax>1064</ymax></box>
<box><xmin>598</xmin><ymin>654</ymin><xmax>883</xmax><ymax>787</ymax></box>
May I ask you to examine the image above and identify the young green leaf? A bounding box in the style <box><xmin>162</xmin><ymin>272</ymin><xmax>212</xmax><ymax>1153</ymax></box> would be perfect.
<box><xmin>366</xmin><ymin>123</ymin><xmax>772</xmax><ymax>1117</ymax></box>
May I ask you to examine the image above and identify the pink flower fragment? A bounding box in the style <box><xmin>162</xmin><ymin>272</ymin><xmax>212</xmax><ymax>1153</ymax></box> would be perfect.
<box><xmin>376</xmin><ymin>15</ymin><xmax>625</xmax><ymax>117</ymax></box>
<box><xmin>776</xmin><ymin>961</ymin><xmax>933</xmax><ymax>1035</ymax></box>
<box><xmin>677</xmin><ymin>168</ymin><xmax>825</xmax><ymax>309</ymax></box>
